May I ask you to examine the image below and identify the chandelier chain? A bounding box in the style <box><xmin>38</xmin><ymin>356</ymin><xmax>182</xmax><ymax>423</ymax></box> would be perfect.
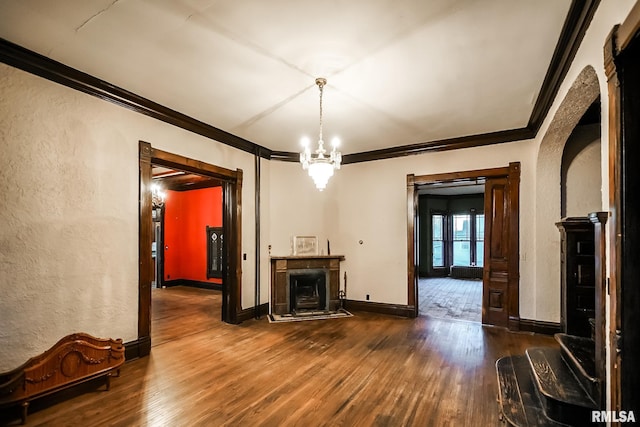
<box><xmin>318</xmin><ymin>79</ymin><xmax>324</xmax><ymax>150</ymax></box>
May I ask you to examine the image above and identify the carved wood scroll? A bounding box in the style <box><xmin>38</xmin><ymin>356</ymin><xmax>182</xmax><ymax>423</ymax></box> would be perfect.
<box><xmin>0</xmin><ymin>332</ymin><xmax>125</xmax><ymax>424</ymax></box>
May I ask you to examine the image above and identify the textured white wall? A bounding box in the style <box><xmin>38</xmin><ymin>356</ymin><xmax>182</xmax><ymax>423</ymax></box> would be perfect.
<box><xmin>268</xmin><ymin>161</ymin><xmax>339</xmax><ymax>257</ymax></box>
<box><xmin>531</xmin><ymin>0</ymin><xmax>636</xmax><ymax>324</ymax></box>
<box><xmin>268</xmin><ymin>1</ymin><xmax>637</xmax><ymax>323</ymax></box>
<box><xmin>0</xmin><ymin>64</ymin><xmax>257</xmax><ymax>371</ymax></box>
<box><xmin>563</xmin><ymin>125</ymin><xmax>602</xmax><ymax>218</ymax></box>
<box><xmin>270</xmin><ymin>140</ymin><xmax>538</xmax><ymax>311</ymax></box>
<box><xmin>1</xmin><ymin>1</ymin><xmax>636</xmax><ymax>375</ymax></box>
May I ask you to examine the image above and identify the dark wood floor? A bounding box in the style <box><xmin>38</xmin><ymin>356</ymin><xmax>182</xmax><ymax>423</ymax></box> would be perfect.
<box><xmin>1</xmin><ymin>286</ymin><xmax>556</xmax><ymax>426</ymax></box>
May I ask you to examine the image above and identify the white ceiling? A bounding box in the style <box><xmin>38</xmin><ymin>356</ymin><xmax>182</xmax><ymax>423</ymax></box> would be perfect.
<box><xmin>0</xmin><ymin>0</ymin><xmax>572</xmax><ymax>156</ymax></box>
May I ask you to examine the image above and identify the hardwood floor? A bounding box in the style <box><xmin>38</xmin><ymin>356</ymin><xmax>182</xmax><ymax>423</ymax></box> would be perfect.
<box><xmin>418</xmin><ymin>278</ymin><xmax>482</xmax><ymax>322</ymax></box>
<box><xmin>1</xmin><ymin>286</ymin><xmax>556</xmax><ymax>426</ymax></box>
<box><xmin>151</xmin><ymin>286</ymin><xmax>222</xmax><ymax>347</ymax></box>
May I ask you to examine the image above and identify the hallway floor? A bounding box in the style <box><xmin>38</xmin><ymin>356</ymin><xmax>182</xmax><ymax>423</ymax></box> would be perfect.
<box><xmin>418</xmin><ymin>277</ymin><xmax>482</xmax><ymax>322</ymax></box>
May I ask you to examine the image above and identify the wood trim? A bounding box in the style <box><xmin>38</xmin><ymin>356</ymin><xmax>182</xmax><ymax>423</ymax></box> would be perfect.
<box><xmin>123</xmin><ymin>337</ymin><xmax>151</xmax><ymax>362</ymax></box>
<box><xmin>408</xmin><ymin>164</ymin><xmax>520</xmax><ymax>330</ymax></box>
<box><xmin>254</xmin><ymin>154</ymin><xmax>261</xmax><ymax>320</ymax></box>
<box><xmin>605</xmin><ymin>19</ymin><xmax>640</xmax><ymax>417</ymax></box>
<box><xmin>138</xmin><ymin>142</ymin><xmax>153</xmax><ymax>357</ymax></box>
<box><xmin>162</xmin><ymin>176</ymin><xmax>222</xmax><ymax>192</ymax></box>
<box><xmin>527</xmin><ymin>0</ymin><xmax>601</xmax><ymax>135</ymax></box>
<box><xmin>139</xmin><ymin>142</ymin><xmax>243</xmax><ymax>338</ymax></box>
<box><xmin>0</xmin><ymin>1</ymin><xmax>599</xmax><ymax>165</ymax></box>
<box><xmin>237</xmin><ymin>303</ymin><xmax>269</xmax><ymax>323</ymax></box>
<box><xmin>148</xmin><ymin>144</ymin><xmax>239</xmax><ymax>180</ymax></box>
<box><xmin>234</xmin><ymin>170</ymin><xmax>244</xmax><ymax>319</ymax></box>
<box><xmin>617</xmin><ymin>0</ymin><xmax>640</xmax><ymax>52</ymax></box>
<box><xmin>413</xmin><ymin>166</ymin><xmax>511</xmax><ymax>185</ymax></box>
<box><xmin>0</xmin><ymin>39</ymin><xmax>270</xmax><ymax>159</ymax></box>
<box><xmin>268</xmin><ymin>151</ymin><xmax>299</xmax><ymax>163</ymax></box>
<box><xmin>342</xmin><ymin>128</ymin><xmax>535</xmax><ymax>164</ymax></box>
<box><xmin>345</xmin><ymin>300</ymin><xmax>415</xmax><ymax>318</ymax></box>
<box><xmin>604</xmin><ymin>26</ymin><xmax>622</xmax><ymax>415</ymax></box>
<box><xmin>590</xmin><ymin>211</ymin><xmax>608</xmax><ymax>409</ymax></box>
<box><xmin>507</xmin><ymin>162</ymin><xmax>521</xmax><ymax>331</ymax></box>
<box><xmin>518</xmin><ymin>319</ymin><xmax>562</xmax><ymax>336</ymax></box>
<box><xmin>274</xmin><ymin>0</ymin><xmax>600</xmax><ymax>165</ymax></box>
<box><xmin>407</xmin><ymin>175</ymin><xmax>417</xmax><ymax>316</ymax></box>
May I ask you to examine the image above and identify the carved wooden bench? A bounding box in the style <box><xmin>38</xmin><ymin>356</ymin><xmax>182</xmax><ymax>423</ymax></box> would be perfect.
<box><xmin>0</xmin><ymin>332</ymin><xmax>124</xmax><ymax>424</ymax></box>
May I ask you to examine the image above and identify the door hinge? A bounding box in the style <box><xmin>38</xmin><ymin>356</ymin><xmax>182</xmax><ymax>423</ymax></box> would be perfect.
<box><xmin>615</xmin><ymin>329</ymin><xmax>622</xmax><ymax>354</ymax></box>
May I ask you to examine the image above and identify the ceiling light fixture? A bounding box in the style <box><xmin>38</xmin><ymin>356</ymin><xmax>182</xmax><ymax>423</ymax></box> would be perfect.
<box><xmin>151</xmin><ymin>182</ymin><xmax>166</xmax><ymax>207</ymax></box>
<box><xmin>300</xmin><ymin>77</ymin><xmax>342</xmax><ymax>191</ymax></box>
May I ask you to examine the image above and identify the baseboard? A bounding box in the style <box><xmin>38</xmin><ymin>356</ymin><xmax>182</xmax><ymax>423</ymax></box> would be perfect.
<box><xmin>519</xmin><ymin>319</ymin><xmax>562</xmax><ymax>335</ymax></box>
<box><xmin>509</xmin><ymin>316</ymin><xmax>521</xmax><ymax>332</ymax></box>
<box><xmin>345</xmin><ymin>300</ymin><xmax>415</xmax><ymax>318</ymax></box>
<box><xmin>163</xmin><ymin>279</ymin><xmax>222</xmax><ymax>291</ymax></box>
<box><xmin>124</xmin><ymin>336</ymin><xmax>151</xmax><ymax>361</ymax></box>
<box><xmin>237</xmin><ymin>303</ymin><xmax>269</xmax><ymax>323</ymax></box>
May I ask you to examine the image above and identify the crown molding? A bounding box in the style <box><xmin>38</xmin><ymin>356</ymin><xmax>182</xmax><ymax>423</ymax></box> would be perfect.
<box><xmin>0</xmin><ymin>38</ymin><xmax>272</xmax><ymax>159</ymax></box>
<box><xmin>0</xmin><ymin>0</ymin><xmax>598</xmax><ymax>164</ymax></box>
<box><xmin>274</xmin><ymin>0</ymin><xmax>601</xmax><ymax>165</ymax></box>
<box><xmin>527</xmin><ymin>0</ymin><xmax>601</xmax><ymax>135</ymax></box>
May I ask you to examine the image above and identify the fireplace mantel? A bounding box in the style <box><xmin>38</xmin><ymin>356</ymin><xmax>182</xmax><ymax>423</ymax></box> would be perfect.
<box><xmin>270</xmin><ymin>255</ymin><xmax>345</xmax><ymax>315</ymax></box>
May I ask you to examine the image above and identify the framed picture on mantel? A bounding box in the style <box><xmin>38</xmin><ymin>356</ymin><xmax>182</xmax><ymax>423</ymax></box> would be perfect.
<box><xmin>292</xmin><ymin>236</ymin><xmax>318</xmax><ymax>256</ymax></box>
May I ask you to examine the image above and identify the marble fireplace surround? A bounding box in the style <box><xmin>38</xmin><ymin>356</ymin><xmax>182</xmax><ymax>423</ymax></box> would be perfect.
<box><xmin>270</xmin><ymin>255</ymin><xmax>345</xmax><ymax>315</ymax></box>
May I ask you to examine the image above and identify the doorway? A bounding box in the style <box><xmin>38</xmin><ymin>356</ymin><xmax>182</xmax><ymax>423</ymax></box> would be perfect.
<box><xmin>407</xmin><ymin>163</ymin><xmax>520</xmax><ymax>329</ymax></box>
<box><xmin>417</xmin><ymin>185</ymin><xmax>485</xmax><ymax>322</ymax></box>
<box><xmin>151</xmin><ymin>165</ymin><xmax>224</xmax><ymax>291</ymax></box>
<box><xmin>138</xmin><ymin>142</ymin><xmax>243</xmax><ymax>357</ymax></box>
<box><xmin>149</xmin><ymin>165</ymin><xmax>225</xmax><ymax>346</ymax></box>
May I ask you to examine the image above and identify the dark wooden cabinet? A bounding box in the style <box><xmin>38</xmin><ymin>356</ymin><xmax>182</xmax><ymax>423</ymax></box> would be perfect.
<box><xmin>556</xmin><ymin>217</ymin><xmax>595</xmax><ymax>337</ymax></box>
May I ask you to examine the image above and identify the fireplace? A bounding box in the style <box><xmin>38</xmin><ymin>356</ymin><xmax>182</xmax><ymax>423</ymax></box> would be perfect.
<box><xmin>270</xmin><ymin>255</ymin><xmax>344</xmax><ymax>316</ymax></box>
<box><xmin>289</xmin><ymin>269</ymin><xmax>328</xmax><ymax>313</ymax></box>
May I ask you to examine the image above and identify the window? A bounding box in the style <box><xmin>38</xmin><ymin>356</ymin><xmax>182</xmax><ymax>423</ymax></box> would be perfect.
<box><xmin>432</xmin><ymin>214</ymin><xmax>445</xmax><ymax>268</ymax></box>
<box><xmin>475</xmin><ymin>214</ymin><xmax>484</xmax><ymax>267</ymax></box>
<box><xmin>430</xmin><ymin>209</ymin><xmax>484</xmax><ymax>269</ymax></box>
<box><xmin>206</xmin><ymin>226</ymin><xmax>223</xmax><ymax>279</ymax></box>
<box><xmin>452</xmin><ymin>214</ymin><xmax>471</xmax><ymax>266</ymax></box>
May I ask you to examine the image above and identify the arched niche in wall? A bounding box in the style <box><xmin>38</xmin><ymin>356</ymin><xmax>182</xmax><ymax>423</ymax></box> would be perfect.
<box><xmin>560</xmin><ymin>97</ymin><xmax>602</xmax><ymax>218</ymax></box>
<box><xmin>534</xmin><ymin>65</ymin><xmax>600</xmax><ymax>322</ymax></box>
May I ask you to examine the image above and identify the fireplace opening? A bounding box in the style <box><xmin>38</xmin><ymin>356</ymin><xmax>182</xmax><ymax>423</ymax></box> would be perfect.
<box><xmin>289</xmin><ymin>270</ymin><xmax>327</xmax><ymax>314</ymax></box>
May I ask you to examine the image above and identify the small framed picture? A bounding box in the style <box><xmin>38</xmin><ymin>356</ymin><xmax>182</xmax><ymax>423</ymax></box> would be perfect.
<box><xmin>292</xmin><ymin>236</ymin><xmax>318</xmax><ymax>256</ymax></box>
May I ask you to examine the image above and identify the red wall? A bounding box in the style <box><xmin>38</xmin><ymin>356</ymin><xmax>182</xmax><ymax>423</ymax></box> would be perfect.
<box><xmin>163</xmin><ymin>186</ymin><xmax>223</xmax><ymax>284</ymax></box>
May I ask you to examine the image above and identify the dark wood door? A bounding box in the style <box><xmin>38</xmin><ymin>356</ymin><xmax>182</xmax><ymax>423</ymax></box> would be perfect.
<box><xmin>606</xmin><ymin>11</ymin><xmax>640</xmax><ymax>415</ymax></box>
<box><xmin>482</xmin><ymin>177</ymin><xmax>511</xmax><ymax>327</ymax></box>
<box><xmin>619</xmin><ymin>35</ymin><xmax>640</xmax><ymax>418</ymax></box>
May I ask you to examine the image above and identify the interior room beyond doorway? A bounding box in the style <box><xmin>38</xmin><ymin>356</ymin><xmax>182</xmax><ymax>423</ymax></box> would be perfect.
<box><xmin>417</xmin><ymin>181</ymin><xmax>484</xmax><ymax>322</ymax></box>
<box><xmin>150</xmin><ymin>164</ymin><xmax>225</xmax><ymax>347</ymax></box>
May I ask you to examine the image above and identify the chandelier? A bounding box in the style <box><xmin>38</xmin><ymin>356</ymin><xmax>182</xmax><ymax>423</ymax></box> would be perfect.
<box><xmin>151</xmin><ymin>182</ymin><xmax>166</xmax><ymax>207</ymax></box>
<box><xmin>300</xmin><ymin>77</ymin><xmax>342</xmax><ymax>191</ymax></box>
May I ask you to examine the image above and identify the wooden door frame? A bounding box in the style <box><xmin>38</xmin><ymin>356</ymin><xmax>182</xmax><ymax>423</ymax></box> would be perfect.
<box><xmin>138</xmin><ymin>141</ymin><xmax>243</xmax><ymax>357</ymax></box>
<box><xmin>604</xmin><ymin>2</ymin><xmax>640</xmax><ymax>416</ymax></box>
<box><xmin>407</xmin><ymin>163</ymin><xmax>520</xmax><ymax>329</ymax></box>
